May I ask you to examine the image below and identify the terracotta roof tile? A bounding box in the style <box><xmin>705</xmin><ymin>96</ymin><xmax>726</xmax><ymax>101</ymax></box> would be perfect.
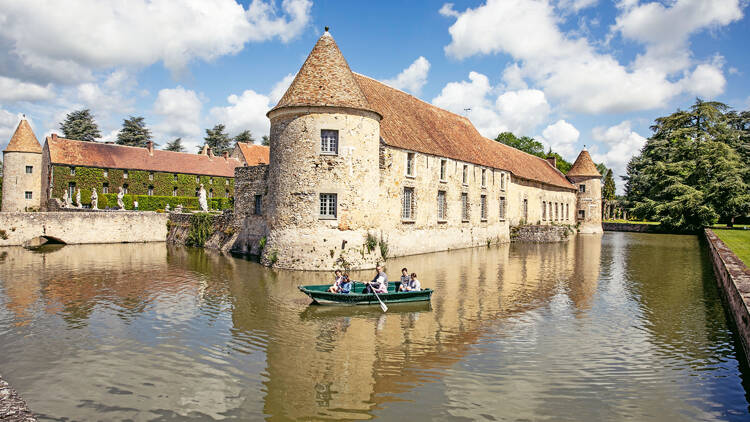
<box><xmin>269</xmin><ymin>32</ymin><xmax>376</xmax><ymax>115</ymax></box>
<box><xmin>4</xmin><ymin>119</ymin><xmax>42</xmax><ymax>153</ymax></box>
<box><xmin>46</xmin><ymin>136</ymin><xmax>243</xmax><ymax>177</ymax></box>
<box><xmin>236</xmin><ymin>142</ymin><xmax>269</xmax><ymax>166</ymax></box>
<box><xmin>354</xmin><ymin>74</ymin><xmax>575</xmax><ymax>190</ymax></box>
<box><xmin>567</xmin><ymin>149</ymin><xmax>601</xmax><ymax>178</ymax></box>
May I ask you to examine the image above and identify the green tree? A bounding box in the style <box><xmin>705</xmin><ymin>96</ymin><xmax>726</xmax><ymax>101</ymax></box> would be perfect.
<box><xmin>602</xmin><ymin>169</ymin><xmax>616</xmax><ymax>201</ymax></box>
<box><xmin>164</xmin><ymin>137</ymin><xmax>185</xmax><ymax>152</ymax></box>
<box><xmin>200</xmin><ymin>124</ymin><xmax>231</xmax><ymax>155</ymax></box>
<box><xmin>233</xmin><ymin>130</ymin><xmax>255</xmax><ymax>145</ymax></box>
<box><xmin>116</xmin><ymin>116</ymin><xmax>152</xmax><ymax>147</ymax></box>
<box><xmin>261</xmin><ymin>135</ymin><xmax>270</xmax><ymax>146</ymax></box>
<box><xmin>495</xmin><ymin>132</ymin><xmax>545</xmax><ymax>156</ymax></box>
<box><xmin>59</xmin><ymin>109</ymin><xmax>101</xmax><ymax>142</ymax></box>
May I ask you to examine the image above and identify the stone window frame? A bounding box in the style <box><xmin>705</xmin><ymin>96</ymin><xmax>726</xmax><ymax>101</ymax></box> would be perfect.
<box><xmin>320</xmin><ymin>129</ymin><xmax>339</xmax><ymax>155</ymax></box>
<box><xmin>319</xmin><ymin>193</ymin><xmax>337</xmax><ymax>220</ymax></box>
<box><xmin>461</xmin><ymin>192</ymin><xmax>470</xmax><ymax>222</ymax></box>
<box><xmin>103</xmin><ymin>169</ymin><xmax>108</xmax><ymax>178</ymax></box>
<box><xmin>462</xmin><ymin>164</ymin><xmax>468</xmax><ymax>186</ymax></box>
<box><xmin>254</xmin><ymin>195</ymin><xmax>263</xmax><ymax>215</ymax></box>
<box><xmin>439</xmin><ymin>159</ymin><xmax>447</xmax><ymax>182</ymax></box>
<box><xmin>402</xmin><ymin>187</ymin><xmax>416</xmax><ymax>222</ymax></box>
<box><xmin>24</xmin><ymin>191</ymin><xmax>33</xmax><ymax>200</ymax></box>
<box><xmin>579</xmin><ymin>184</ymin><xmax>586</xmax><ymax>193</ymax></box>
<box><xmin>405</xmin><ymin>152</ymin><xmax>416</xmax><ymax>178</ymax></box>
<box><xmin>25</xmin><ymin>165</ymin><xmax>33</xmax><ymax>174</ymax></box>
<box><xmin>499</xmin><ymin>196</ymin><xmax>506</xmax><ymax>221</ymax></box>
<box><xmin>481</xmin><ymin>168</ymin><xmax>487</xmax><ymax>189</ymax></box>
<box><xmin>437</xmin><ymin>190</ymin><xmax>447</xmax><ymax>222</ymax></box>
<box><xmin>480</xmin><ymin>194</ymin><xmax>487</xmax><ymax>221</ymax></box>
<box><xmin>225</xmin><ymin>179</ymin><xmax>229</xmax><ymax>186</ymax></box>
<box><xmin>578</xmin><ymin>209</ymin><xmax>585</xmax><ymax>220</ymax></box>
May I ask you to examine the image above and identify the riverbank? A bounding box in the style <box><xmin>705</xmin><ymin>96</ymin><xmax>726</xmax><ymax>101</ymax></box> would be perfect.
<box><xmin>713</xmin><ymin>229</ymin><xmax>750</xmax><ymax>266</ymax></box>
<box><xmin>0</xmin><ymin>375</ymin><xmax>36</xmax><ymax>421</ymax></box>
<box><xmin>704</xmin><ymin>229</ymin><xmax>750</xmax><ymax>367</ymax></box>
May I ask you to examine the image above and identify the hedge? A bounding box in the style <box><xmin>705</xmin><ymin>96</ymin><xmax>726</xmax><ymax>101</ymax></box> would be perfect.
<box><xmin>97</xmin><ymin>194</ymin><xmax>232</xmax><ymax>211</ymax></box>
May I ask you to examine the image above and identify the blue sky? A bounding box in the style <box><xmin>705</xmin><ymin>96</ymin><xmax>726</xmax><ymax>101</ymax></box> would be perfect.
<box><xmin>0</xmin><ymin>0</ymin><xmax>748</xmax><ymax>192</ymax></box>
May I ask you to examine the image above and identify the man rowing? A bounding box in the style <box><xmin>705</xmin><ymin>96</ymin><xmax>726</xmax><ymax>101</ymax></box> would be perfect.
<box><xmin>363</xmin><ymin>265</ymin><xmax>388</xmax><ymax>294</ymax></box>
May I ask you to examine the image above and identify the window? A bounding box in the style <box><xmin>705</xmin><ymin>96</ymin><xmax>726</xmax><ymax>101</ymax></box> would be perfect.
<box><xmin>70</xmin><ymin>167</ymin><xmax>75</xmax><ymax>176</ymax></box>
<box><xmin>149</xmin><ymin>172</ymin><xmax>154</xmax><ymax>181</ymax></box>
<box><xmin>578</xmin><ymin>209</ymin><xmax>585</xmax><ymax>220</ymax></box>
<box><xmin>402</xmin><ymin>187</ymin><xmax>415</xmax><ymax>220</ymax></box>
<box><xmin>500</xmin><ymin>173</ymin><xmax>506</xmax><ymax>191</ymax></box>
<box><xmin>440</xmin><ymin>159</ymin><xmax>447</xmax><ymax>181</ymax></box>
<box><xmin>462</xmin><ymin>165</ymin><xmax>468</xmax><ymax>185</ymax></box>
<box><xmin>225</xmin><ymin>179</ymin><xmax>229</xmax><ymax>185</ymax></box>
<box><xmin>209</xmin><ymin>177</ymin><xmax>213</xmax><ymax>185</ymax></box>
<box><xmin>123</xmin><ymin>184</ymin><xmax>128</xmax><ymax>194</ymax></box>
<box><xmin>522</xmin><ymin>199</ymin><xmax>528</xmax><ymax>222</ymax></box>
<box><xmin>579</xmin><ymin>184</ymin><xmax>586</xmax><ymax>193</ymax></box>
<box><xmin>225</xmin><ymin>189</ymin><xmax>230</xmax><ymax>198</ymax></box>
<box><xmin>172</xmin><ymin>187</ymin><xmax>177</xmax><ymax>197</ymax></box>
<box><xmin>25</xmin><ymin>166</ymin><xmax>33</xmax><ymax>174</ymax></box>
<box><xmin>25</xmin><ymin>191</ymin><xmax>32</xmax><ymax>199</ymax></box>
<box><xmin>102</xmin><ymin>183</ymin><xmax>109</xmax><ymax>194</ymax></box>
<box><xmin>320</xmin><ymin>193</ymin><xmax>337</xmax><ymax>219</ymax></box>
<box><xmin>68</xmin><ymin>182</ymin><xmax>76</xmax><ymax>198</ymax></box>
<box><xmin>406</xmin><ymin>152</ymin><xmax>415</xmax><ymax>177</ymax></box>
<box><xmin>123</xmin><ymin>170</ymin><xmax>128</xmax><ymax>179</ymax></box>
<box><xmin>542</xmin><ymin>201</ymin><xmax>547</xmax><ymax>221</ymax></box>
<box><xmin>148</xmin><ymin>186</ymin><xmax>154</xmax><ymax>196</ymax></box>
<box><xmin>437</xmin><ymin>190</ymin><xmax>447</xmax><ymax>221</ymax></box>
<box><xmin>461</xmin><ymin>193</ymin><xmax>469</xmax><ymax>221</ymax></box>
<box><xmin>566</xmin><ymin>203</ymin><xmax>569</xmax><ymax>220</ymax></box>
<box><xmin>499</xmin><ymin>196</ymin><xmax>506</xmax><ymax>220</ymax></box>
<box><xmin>481</xmin><ymin>169</ymin><xmax>487</xmax><ymax>188</ymax></box>
<box><xmin>196</xmin><ymin>175</ymin><xmax>200</xmax><ymax>183</ymax></box>
<box><xmin>480</xmin><ymin>195</ymin><xmax>487</xmax><ymax>220</ymax></box>
<box><xmin>103</xmin><ymin>169</ymin><xmax>108</xmax><ymax>178</ymax></box>
<box><xmin>254</xmin><ymin>195</ymin><xmax>262</xmax><ymax>215</ymax></box>
<box><xmin>555</xmin><ymin>203</ymin><xmax>559</xmax><ymax>221</ymax></box>
<box><xmin>208</xmin><ymin>189</ymin><xmax>213</xmax><ymax>198</ymax></box>
<box><xmin>321</xmin><ymin>129</ymin><xmax>338</xmax><ymax>155</ymax></box>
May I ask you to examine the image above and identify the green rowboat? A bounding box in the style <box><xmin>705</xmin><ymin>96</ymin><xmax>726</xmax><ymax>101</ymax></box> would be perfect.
<box><xmin>298</xmin><ymin>283</ymin><xmax>433</xmax><ymax>305</ymax></box>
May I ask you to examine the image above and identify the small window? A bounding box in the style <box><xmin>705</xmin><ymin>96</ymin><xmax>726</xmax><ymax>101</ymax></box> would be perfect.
<box><xmin>578</xmin><ymin>209</ymin><xmax>585</xmax><ymax>220</ymax></box>
<box><xmin>196</xmin><ymin>175</ymin><xmax>200</xmax><ymax>183</ymax></box>
<box><xmin>406</xmin><ymin>152</ymin><xmax>415</xmax><ymax>177</ymax></box>
<box><xmin>542</xmin><ymin>201</ymin><xmax>547</xmax><ymax>221</ymax></box>
<box><xmin>102</xmin><ymin>182</ymin><xmax>109</xmax><ymax>194</ymax></box>
<box><xmin>555</xmin><ymin>203</ymin><xmax>559</xmax><ymax>221</ymax></box>
<box><xmin>320</xmin><ymin>193</ymin><xmax>337</xmax><ymax>219</ymax></box>
<box><xmin>440</xmin><ymin>159</ymin><xmax>447</xmax><ymax>181</ymax></box>
<box><xmin>103</xmin><ymin>169</ymin><xmax>108</xmax><ymax>178</ymax></box>
<box><xmin>208</xmin><ymin>189</ymin><xmax>213</xmax><ymax>198</ymax></box>
<box><xmin>123</xmin><ymin>184</ymin><xmax>128</xmax><ymax>194</ymax></box>
<box><xmin>149</xmin><ymin>172</ymin><xmax>154</xmax><ymax>181</ymax></box>
<box><xmin>566</xmin><ymin>203</ymin><xmax>570</xmax><ymax>220</ymax></box>
<box><xmin>579</xmin><ymin>184</ymin><xmax>586</xmax><ymax>193</ymax></box>
<box><xmin>462</xmin><ymin>165</ymin><xmax>468</xmax><ymax>185</ymax></box>
<box><xmin>225</xmin><ymin>189</ymin><xmax>230</xmax><ymax>198</ymax></box>
<box><xmin>148</xmin><ymin>186</ymin><xmax>154</xmax><ymax>196</ymax></box>
<box><xmin>172</xmin><ymin>187</ymin><xmax>178</xmax><ymax>197</ymax></box>
<box><xmin>68</xmin><ymin>182</ymin><xmax>76</xmax><ymax>198</ymax></box>
<box><xmin>225</xmin><ymin>179</ymin><xmax>229</xmax><ymax>185</ymax></box>
<box><xmin>522</xmin><ymin>198</ymin><xmax>528</xmax><ymax>221</ymax></box>
<box><xmin>174</xmin><ymin>174</ymin><xmax>178</xmax><ymax>182</ymax></box>
<box><xmin>480</xmin><ymin>195</ymin><xmax>487</xmax><ymax>220</ymax></box>
<box><xmin>25</xmin><ymin>191</ymin><xmax>32</xmax><ymax>199</ymax></box>
<box><xmin>499</xmin><ymin>196</ymin><xmax>506</xmax><ymax>221</ymax></box>
<box><xmin>500</xmin><ymin>173</ymin><xmax>506</xmax><ymax>191</ymax></box>
<box><xmin>70</xmin><ymin>167</ymin><xmax>75</xmax><ymax>176</ymax></box>
<box><xmin>402</xmin><ymin>187</ymin><xmax>415</xmax><ymax>220</ymax></box>
<box><xmin>481</xmin><ymin>169</ymin><xmax>486</xmax><ymax>188</ymax></box>
<box><xmin>209</xmin><ymin>177</ymin><xmax>213</xmax><ymax>185</ymax></box>
<box><xmin>461</xmin><ymin>193</ymin><xmax>469</xmax><ymax>221</ymax></box>
<box><xmin>25</xmin><ymin>166</ymin><xmax>33</xmax><ymax>174</ymax></box>
<box><xmin>123</xmin><ymin>170</ymin><xmax>129</xmax><ymax>179</ymax></box>
<box><xmin>321</xmin><ymin>130</ymin><xmax>338</xmax><ymax>155</ymax></box>
<box><xmin>254</xmin><ymin>195</ymin><xmax>262</xmax><ymax>215</ymax></box>
<box><xmin>437</xmin><ymin>190</ymin><xmax>447</xmax><ymax>221</ymax></box>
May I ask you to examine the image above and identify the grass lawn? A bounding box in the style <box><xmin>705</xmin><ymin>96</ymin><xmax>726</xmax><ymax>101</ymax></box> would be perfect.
<box><xmin>604</xmin><ymin>219</ymin><xmax>660</xmax><ymax>225</ymax></box>
<box><xmin>713</xmin><ymin>229</ymin><xmax>750</xmax><ymax>267</ymax></box>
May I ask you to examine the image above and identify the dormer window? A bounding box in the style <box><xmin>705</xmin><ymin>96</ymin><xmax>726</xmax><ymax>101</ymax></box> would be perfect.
<box><xmin>321</xmin><ymin>130</ymin><xmax>338</xmax><ymax>155</ymax></box>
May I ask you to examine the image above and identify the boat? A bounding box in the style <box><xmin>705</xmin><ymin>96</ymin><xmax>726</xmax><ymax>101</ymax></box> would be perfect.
<box><xmin>298</xmin><ymin>283</ymin><xmax>433</xmax><ymax>306</ymax></box>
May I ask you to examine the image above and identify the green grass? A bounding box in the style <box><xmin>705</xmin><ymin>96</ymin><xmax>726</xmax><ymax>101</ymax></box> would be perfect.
<box><xmin>604</xmin><ymin>219</ymin><xmax>660</xmax><ymax>225</ymax></box>
<box><xmin>710</xmin><ymin>224</ymin><xmax>750</xmax><ymax>229</ymax></box>
<box><xmin>713</xmin><ymin>229</ymin><xmax>750</xmax><ymax>267</ymax></box>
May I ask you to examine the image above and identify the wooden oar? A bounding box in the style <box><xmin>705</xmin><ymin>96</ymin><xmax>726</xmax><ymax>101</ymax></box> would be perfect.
<box><xmin>361</xmin><ymin>281</ymin><xmax>388</xmax><ymax>312</ymax></box>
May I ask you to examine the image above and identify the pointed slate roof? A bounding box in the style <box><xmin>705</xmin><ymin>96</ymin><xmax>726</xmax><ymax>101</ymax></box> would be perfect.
<box><xmin>269</xmin><ymin>31</ymin><xmax>377</xmax><ymax>116</ymax></box>
<box><xmin>567</xmin><ymin>149</ymin><xmax>601</xmax><ymax>178</ymax></box>
<box><xmin>4</xmin><ymin>119</ymin><xmax>42</xmax><ymax>153</ymax></box>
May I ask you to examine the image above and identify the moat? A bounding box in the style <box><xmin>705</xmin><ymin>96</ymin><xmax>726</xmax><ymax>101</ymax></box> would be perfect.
<box><xmin>0</xmin><ymin>232</ymin><xmax>748</xmax><ymax>421</ymax></box>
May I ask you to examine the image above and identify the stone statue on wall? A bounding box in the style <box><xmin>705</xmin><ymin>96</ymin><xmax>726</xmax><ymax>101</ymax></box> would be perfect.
<box><xmin>165</xmin><ymin>203</ymin><xmax>171</xmax><ymax>212</ymax></box>
<box><xmin>91</xmin><ymin>189</ymin><xmax>98</xmax><ymax>210</ymax></box>
<box><xmin>175</xmin><ymin>204</ymin><xmax>183</xmax><ymax>213</ymax></box>
<box><xmin>198</xmin><ymin>184</ymin><xmax>208</xmax><ymax>212</ymax></box>
<box><xmin>61</xmin><ymin>190</ymin><xmax>69</xmax><ymax>208</ymax></box>
<box><xmin>117</xmin><ymin>187</ymin><xmax>125</xmax><ymax>210</ymax></box>
<box><xmin>75</xmin><ymin>189</ymin><xmax>82</xmax><ymax>208</ymax></box>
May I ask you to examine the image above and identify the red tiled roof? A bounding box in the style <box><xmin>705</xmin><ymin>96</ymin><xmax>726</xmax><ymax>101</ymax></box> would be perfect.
<box><xmin>567</xmin><ymin>149</ymin><xmax>601</xmax><ymax>178</ymax></box>
<box><xmin>269</xmin><ymin>31</ymin><xmax>376</xmax><ymax>115</ymax></box>
<box><xmin>45</xmin><ymin>135</ymin><xmax>244</xmax><ymax>177</ymax></box>
<box><xmin>236</xmin><ymin>142</ymin><xmax>269</xmax><ymax>166</ymax></box>
<box><xmin>354</xmin><ymin>74</ymin><xmax>575</xmax><ymax>190</ymax></box>
<box><xmin>4</xmin><ymin>119</ymin><xmax>41</xmax><ymax>153</ymax></box>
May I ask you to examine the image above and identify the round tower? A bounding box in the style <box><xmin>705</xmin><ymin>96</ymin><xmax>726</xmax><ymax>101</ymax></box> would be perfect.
<box><xmin>2</xmin><ymin>118</ymin><xmax>43</xmax><ymax>212</ymax></box>
<box><xmin>567</xmin><ymin>148</ymin><xmax>602</xmax><ymax>234</ymax></box>
<box><xmin>263</xmin><ymin>30</ymin><xmax>383</xmax><ymax>269</ymax></box>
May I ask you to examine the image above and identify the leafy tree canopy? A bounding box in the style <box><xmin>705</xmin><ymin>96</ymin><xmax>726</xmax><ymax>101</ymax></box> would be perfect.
<box><xmin>233</xmin><ymin>130</ymin><xmax>255</xmax><ymax>145</ymax></box>
<box><xmin>116</xmin><ymin>116</ymin><xmax>153</xmax><ymax>147</ymax></box>
<box><xmin>200</xmin><ymin>124</ymin><xmax>232</xmax><ymax>155</ymax></box>
<box><xmin>261</xmin><ymin>135</ymin><xmax>270</xmax><ymax>146</ymax></box>
<box><xmin>603</xmin><ymin>169</ymin><xmax>616</xmax><ymax>201</ymax></box>
<box><xmin>164</xmin><ymin>137</ymin><xmax>185</xmax><ymax>152</ymax></box>
<box><xmin>59</xmin><ymin>109</ymin><xmax>101</xmax><ymax>142</ymax></box>
<box><xmin>494</xmin><ymin>131</ymin><xmax>575</xmax><ymax>174</ymax></box>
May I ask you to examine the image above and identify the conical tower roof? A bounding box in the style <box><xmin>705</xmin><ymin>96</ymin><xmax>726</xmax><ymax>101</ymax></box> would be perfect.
<box><xmin>4</xmin><ymin>118</ymin><xmax>41</xmax><ymax>153</ymax></box>
<box><xmin>269</xmin><ymin>30</ymin><xmax>377</xmax><ymax>116</ymax></box>
<box><xmin>567</xmin><ymin>149</ymin><xmax>600</xmax><ymax>177</ymax></box>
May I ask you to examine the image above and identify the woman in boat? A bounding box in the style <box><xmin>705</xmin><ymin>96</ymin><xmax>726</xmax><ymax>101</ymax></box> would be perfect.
<box><xmin>327</xmin><ymin>269</ymin><xmax>344</xmax><ymax>293</ymax></box>
<box><xmin>398</xmin><ymin>268</ymin><xmax>410</xmax><ymax>291</ymax></box>
<box><xmin>402</xmin><ymin>273</ymin><xmax>421</xmax><ymax>292</ymax></box>
<box><xmin>363</xmin><ymin>265</ymin><xmax>388</xmax><ymax>294</ymax></box>
<box><xmin>338</xmin><ymin>274</ymin><xmax>352</xmax><ymax>294</ymax></box>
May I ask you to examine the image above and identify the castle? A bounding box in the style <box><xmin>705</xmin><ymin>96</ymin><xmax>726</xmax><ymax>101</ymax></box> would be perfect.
<box><xmin>232</xmin><ymin>30</ymin><xmax>602</xmax><ymax>270</ymax></box>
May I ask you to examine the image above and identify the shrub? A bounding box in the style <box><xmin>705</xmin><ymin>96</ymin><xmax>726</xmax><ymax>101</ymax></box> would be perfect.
<box><xmin>186</xmin><ymin>213</ymin><xmax>214</xmax><ymax>247</ymax></box>
<box><xmin>98</xmin><ymin>194</ymin><xmax>232</xmax><ymax>211</ymax></box>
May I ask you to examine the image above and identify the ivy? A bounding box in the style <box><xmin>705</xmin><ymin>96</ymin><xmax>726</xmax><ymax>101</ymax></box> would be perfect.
<box><xmin>186</xmin><ymin>213</ymin><xmax>214</xmax><ymax>247</ymax></box>
<box><xmin>97</xmin><ymin>194</ymin><xmax>232</xmax><ymax>211</ymax></box>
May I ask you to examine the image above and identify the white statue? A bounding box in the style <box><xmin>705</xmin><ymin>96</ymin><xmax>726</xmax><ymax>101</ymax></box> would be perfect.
<box><xmin>117</xmin><ymin>186</ymin><xmax>125</xmax><ymax>210</ymax></box>
<box><xmin>175</xmin><ymin>204</ymin><xmax>183</xmax><ymax>213</ymax></box>
<box><xmin>91</xmin><ymin>189</ymin><xmax>98</xmax><ymax>210</ymax></box>
<box><xmin>75</xmin><ymin>188</ymin><xmax>82</xmax><ymax>208</ymax></box>
<box><xmin>165</xmin><ymin>203</ymin><xmax>171</xmax><ymax>212</ymax></box>
<box><xmin>62</xmin><ymin>190</ymin><xmax>69</xmax><ymax>208</ymax></box>
<box><xmin>198</xmin><ymin>183</ymin><xmax>208</xmax><ymax>212</ymax></box>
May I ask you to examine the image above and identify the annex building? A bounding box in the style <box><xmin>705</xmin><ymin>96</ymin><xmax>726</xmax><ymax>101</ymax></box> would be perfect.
<box><xmin>233</xmin><ymin>30</ymin><xmax>602</xmax><ymax>270</ymax></box>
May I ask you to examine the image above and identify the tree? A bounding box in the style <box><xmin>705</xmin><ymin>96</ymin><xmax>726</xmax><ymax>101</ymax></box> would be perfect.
<box><xmin>602</xmin><ymin>169</ymin><xmax>616</xmax><ymax>201</ymax></box>
<box><xmin>261</xmin><ymin>135</ymin><xmax>270</xmax><ymax>146</ymax></box>
<box><xmin>116</xmin><ymin>116</ymin><xmax>152</xmax><ymax>147</ymax></box>
<box><xmin>59</xmin><ymin>109</ymin><xmax>101</xmax><ymax>142</ymax></box>
<box><xmin>164</xmin><ymin>137</ymin><xmax>185</xmax><ymax>152</ymax></box>
<box><xmin>495</xmin><ymin>132</ymin><xmax>545</xmax><ymax>156</ymax></box>
<box><xmin>233</xmin><ymin>130</ymin><xmax>255</xmax><ymax>145</ymax></box>
<box><xmin>200</xmin><ymin>124</ymin><xmax>231</xmax><ymax>155</ymax></box>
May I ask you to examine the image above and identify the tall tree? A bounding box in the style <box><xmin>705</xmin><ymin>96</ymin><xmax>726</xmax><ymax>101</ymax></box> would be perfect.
<box><xmin>200</xmin><ymin>124</ymin><xmax>231</xmax><ymax>155</ymax></box>
<box><xmin>116</xmin><ymin>116</ymin><xmax>152</xmax><ymax>147</ymax></box>
<box><xmin>164</xmin><ymin>137</ymin><xmax>185</xmax><ymax>152</ymax></box>
<box><xmin>261</xmin><ymin>135</ymin><xmax>270</xmax><ymax>146</ymax></box>
<box><xmin>233</xmin><ymin>130</ymin><xmax>255</xmax><ymax>145</ymax></box>
<box><xmin>59</xmin><ymin>109</ymin><xmax>101</xmax><ymax>142</ymax></box>
<box><xmin>495</xmin><ymin>132</ymin><xmax>545</xmax><ymax>156</ymax></box>
<box><xmin>602</xmin><ymin>169</ymin><xmax>616</xmax><ymax>201</ymax></box>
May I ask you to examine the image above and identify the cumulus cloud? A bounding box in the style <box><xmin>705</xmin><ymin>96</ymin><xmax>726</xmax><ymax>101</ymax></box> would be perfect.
<box><xmin>590</xmin><ymin>120</ymin><xmax>647</xmax><ymax>193</ymax></box>
<box><xmin>540</xmin><ymin>119</ymin><xmax>580</xmax><ymax>158</ymax></box>
<box><xmin>557</xmin><ymin>0</ymin><xmax>598</xmax><ymax>12</ymax></box>
<box><xmin>0</xmin><ymin>76</ymin><xmax>54</xmax><ymax>102</ymax></box>
<box><xmin>0</xmin><ymin>109</ymin><xmax>21</xmax><ymax>150</ymax></box>
<box><xmin>382</xmin><ymin>57</ymin><xmax>431</xmax><ymax>95</ymax></box>
<box><xmin>153</xmin><ymin>86</ymin><xmax>203</xmax><ymax>147</ymax></box>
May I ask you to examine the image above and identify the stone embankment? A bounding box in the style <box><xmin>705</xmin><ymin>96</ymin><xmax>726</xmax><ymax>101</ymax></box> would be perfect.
<box><xmin>166</xmin><ymin>211</ymin><xmax>240</xmax><ymax>252</ymax></box>
<box><xmin>603</xmin><ymin>222</ymin><xmax>661</xmax><ymax>233</ymax></box>
<box><xmin>705</xmin><ymin>229</ymin><xmax>750</xmax><ymax>367</ymax></box>
<box><xmin>510</xmin><ymin>225</ymin><xmax>575</xmax><ymax>242</ymax></box>
<box><xmin>0</xmin><ymin>375</ymin><xmax>36</xmax><ymax>421</ymax></box>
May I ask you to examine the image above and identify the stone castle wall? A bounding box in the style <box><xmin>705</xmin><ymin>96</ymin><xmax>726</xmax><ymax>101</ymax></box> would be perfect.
<box><xmin>570</xmin><ymin>175</ymin><xmax>603</xmax><ymax>234</ymax></box>
<box><xmin>233</xmin><ymin>165</ymin><xmax>269</xmax><ymax>255</ymax></box>
<box><xmin>506</xmin><ymin>176</ymin><xmax>577</xmax><ymax>226</ymax></box>
<box><xmin>2</xmin><ymin>151</ymin><xmax>42</xmax><ymax>212</ymax></box>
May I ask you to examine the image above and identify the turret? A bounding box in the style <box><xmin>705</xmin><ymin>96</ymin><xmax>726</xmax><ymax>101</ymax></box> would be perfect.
<box><xmin>2</xmin><ymin>117</ymin><xmax>43</xmax><ymax>212</ymax></box>
<box><xmin>567</xmin><ymin>148</ymin><xmax>602</xmax><ymax>234</ymax></box>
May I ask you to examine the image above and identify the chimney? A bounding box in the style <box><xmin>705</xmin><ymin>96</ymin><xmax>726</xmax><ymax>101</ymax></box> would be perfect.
<box><xmin>51</xmin><ymin>133</ymin><xmax>58</xmax><ymax>140</ymax></box>
<box><xmin>199</xmin><ymin>145</ymin><xmax>209</xmax><ymax>155</ymax></box>
<box><xmin>147</xmin><ymin>140</ymin><xmax>154</xmax><ymax>155</ymax></box>
<box><xmin>222</xmin><ymin>151</ymin><xmax>229</xmax><ymax>160</ymax></box>
<box><xmin>546</xmin><ymin>155</ymin><xmax>556</xmax><ymax>169</ymax></box>
<box><xmin>207</xmin><ymin>147</ymin><xmax>213</xmax><ymax>157</ymax></box>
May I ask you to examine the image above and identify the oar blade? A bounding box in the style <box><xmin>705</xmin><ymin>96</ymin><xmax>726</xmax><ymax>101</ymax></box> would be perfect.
<box><xmin>380</xmin><ymin>301</ymin><xmax>388</xmax><ymax>312</ymax></box>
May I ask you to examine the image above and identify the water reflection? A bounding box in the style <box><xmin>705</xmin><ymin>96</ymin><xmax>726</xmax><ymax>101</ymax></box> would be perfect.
<box><xmin>0</xmin><ymin>233</ymin><xmax>748</xmax><ymax>421</ymax></box>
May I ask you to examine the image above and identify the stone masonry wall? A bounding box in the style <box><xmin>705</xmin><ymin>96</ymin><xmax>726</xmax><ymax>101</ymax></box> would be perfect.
<box><xmin>232</xmin><ymin>165</ymin><xmax>269</xmax><ymax>255</ymax></box>
<box><xmin>0</xmin><ymin>212</ymin><xmax>168</xmax><ymax>246</ymax></box>
<box><xmin>570</xmin><ymin>175</ymin><xmax>603</xmax><ymax>234</ymax></box>
<box><xmin>510</xmin><ymin>225</ymin><xmax>575</xmax><ymax>243</ymax></box>
<box><xmin>1</xmin><ymin>151</ymin><xmax>42</xmax><ymax>212</ymax></box>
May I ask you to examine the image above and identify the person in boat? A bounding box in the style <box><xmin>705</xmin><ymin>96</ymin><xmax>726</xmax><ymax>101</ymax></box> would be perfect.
<box><xmin>398</xmin><ymin>268</ymin><xmax>410</xmax><ymax>291</ymax></box>
<box><xmin>363</xmin><ymin>265</ymin><xmax>388</xmax><ymax>294</ymax></box>
<box><xmin>327</xmin><ymin>269</ymin><xmax>344</xmax><ymax>293</ymax></box>
<box><xmin>402</xmin><ymin>273</ymin><xmax>421</xmax><ymax>291</ymax></box>
<box><xmin>338</xmin><ymin>274</ymin><xmax>353</xmax><ymax>294</ymax></box>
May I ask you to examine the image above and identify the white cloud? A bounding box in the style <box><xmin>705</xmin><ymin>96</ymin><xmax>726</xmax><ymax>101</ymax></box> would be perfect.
<box><xmin>153</xmin><ymin>86</ymin><xmax>203</xmax><ymax>147</ymax></box>
<box><xmin>270</xmin><ymin>73</ymin><xmax>296</xmax><ymax>104</ymax></box>
<box><xmin>0</xmin><ymin>109</ymin><xmax>21</xmax><ymax>150</ymax></box>
<box><xmin>558</xmin><ymin>0</ymin><xmax>598</xmax><ymax>12</ymax></box>
<box><xmin>590</xmin><ymin>120</ymin><xmax>647</xmax><ymax>193</ymax></box>
<box><xmin>438</xmin><ymin>3</ymin><xmax>460</xmax><ymax>18</ymax></box>
<box><xmin>682</xmin><ymin>63</ymin><xmax>726</xmax><ymax>98</ymax></box>
<box><xmin>495</xmin><ymin>89</ymin><xmax>550</xmax><ymax>135</ymax></box>
<box><xmin>245</xmin><ymin>0</ymin><xmax>313</xmax><ymax>43</ymax></box>
<box><xmin>540</xmin><ymin>119</ymin><xmax>579</xmax><ymax>158</ymax></box>
<box><xmin>382</xmin><ymin>57</ymin><xmax>431</xmax><ymax>95</ymax></box>
<box><xmin>0</xmin><ymin>76</ymin><xmax>54</xmax><ymax>102</ymax></box>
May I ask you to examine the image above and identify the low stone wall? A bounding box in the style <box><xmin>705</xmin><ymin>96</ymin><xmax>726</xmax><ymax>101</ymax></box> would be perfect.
<box><xmin>0</xmin><ymin>211</ymin><xmax>168</xmax><ymax>246</ymax></box>
<box><xmin>0</xmin><ymin>375</ymin><xmax>36</xmax><ymax>421</ymax></box>
<box><xmin>166</xmin><ymin>211</ymin><xmax>240</xmax><ymax>252</ymax></box>
<box><xmin>705</xmin><ymin>229</ymin><xmax>750</xmax><ymax>367</ymax></box>
<box><xmin>510</xmin><ymin>224</ymin><xmax>575</xmax><ymax>243</ymax></box>
<box><xmin>603</xmin><ymin>222</ymin><xmax>661</xmax><ymax>233</ymax></box>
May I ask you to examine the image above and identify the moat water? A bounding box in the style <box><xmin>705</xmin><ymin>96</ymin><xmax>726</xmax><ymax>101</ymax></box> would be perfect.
<box><xmin>0</xmin><ymin>232</ymin><xmax>748</xmax><ymax>421</ymax></box>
